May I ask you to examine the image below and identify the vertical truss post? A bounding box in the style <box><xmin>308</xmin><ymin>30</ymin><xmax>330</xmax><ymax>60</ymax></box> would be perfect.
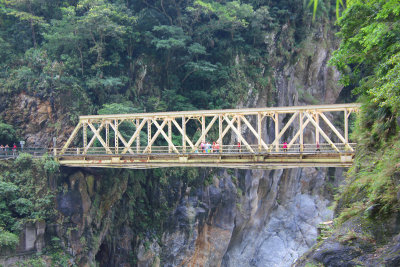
<box><xmin>344</xmin><ymin>109</ymin><xmax>348</xmax><ymax>144</ymax></box>
<box><xmin>300</xmin><ymin>112</ymin><xmax>304</xmax><ymax>152</ymax></box>
<box><xmin>275</xmin><ymin>113</ymin><xmax>279</xmax><ymax>152</ymax></box>
<box><xmin>114</xmin><ymin>120</ymin><xmax>119</xmax><ymax>154</ymax></box>
<box><xmin>182</xmin><ymin>116</ymin><xmax>186</xmax><ymax>153</ymax></box>
<box><xmin>237</xmin><ymin>116</ymin><xmax>241</xmax><ymax>151</ymax></box>
<box><xmin>147</xmin><ymin>119</ymin><xmax>152</xmax><ymax>153</ymax></box>
<box><xmin>168</xmin><ymin>119</ymin><xmax>172</xmax><ymax>153</ymax></box>
<box><xmin>106</xmin><ymin>121</ymin><xmax>109</xmax><ymax>149</ymax></box>
<box><xmin>202</xmin><ymin>115</ymin><xmax>205</xmax><ymax>142</ymax></box>
<box><xmin>136</xmin><ymin>119</ymin><xmax>140</xmax><ymax>153</ymax></box>
<box><xmin>83</xmin><ymin>122</ymin><xmax>87</xmax><ymax>154</ymax></box>
<box><xmin>315</xmin><ymin>113</ymin><xmax>319</xmax><ymax>145</ymax></box>
<box><xmin>219</xmin><ymin>115</ymin><xmax>223</xmax><ymax>151</ymax></box>
<box><xmin>258</xmin><ymin>113</ymin><xmax>262</xmax><ymax>152</ymax></box>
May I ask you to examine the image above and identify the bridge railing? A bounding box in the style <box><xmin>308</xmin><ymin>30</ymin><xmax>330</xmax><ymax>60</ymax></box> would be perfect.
<box><xmin>53</xmin><ymin>143</ymin><xmax>356</xmax><ymax>156</ymax></box>
<box><xmin>0</xmin><ymin>143</ymin><xmax>356</xmax><ymax>160</ymax></box>
<box><xmin>0</xmin><ymin>148</ymin><xmax>51</xmax><ymax>160</ymax></box>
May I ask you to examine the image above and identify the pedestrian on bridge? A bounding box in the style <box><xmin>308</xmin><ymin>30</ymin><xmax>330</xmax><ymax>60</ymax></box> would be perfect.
<box><xmin>5</xmin><ymin>144</ymin><xmax>9</xmax><ymax>156</ymax></box>
<box><xmin>316</xmin><ymin>141</ymin><xmax>320</xmax><ymax>152</ymax></box>
<box><xmin>12</xmin><ymin>143</ymin><xmax>17</xmax><ymax>156</ymax></box>
<box><xmin>283</xmin><ymin>142</ymin><xmax>288</xmax><ymax>152</ymax></box>
<box><xmin>201</xmin><ymin>141</ymin><xmax>205</xmax><ymax>153</ymax></box>
<box><xmin>0</xmin><ymin>144</ymin><xmax>3</xmax><ymax>154</ymax></box>
<box><xmin>206</xmin><ymin>142</ymin><xmax>211</xmax><ymax>153</ymax></box>
<box><xmin>212</xmin><ymin>142</ymin><xmax>219</xmax><ymax>153</ymax></box>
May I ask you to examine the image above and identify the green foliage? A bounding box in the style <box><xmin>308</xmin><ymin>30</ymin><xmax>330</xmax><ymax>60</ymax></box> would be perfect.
<box><xmin>43</xmin><ymin>158</ymin><xmax>60</xmax><ymax>174</ymax></box>
<box><xmin>327</xmin><ymin>2</ymin><xmax>400</xmax><ymax>248</ymax></box>
<box><xmin>151</xmin><ymin>25</ymin><xmax>189</xmax><ymax>50</ymax></box>
<box><xmin>0</xmin><ymin>121</ymin><xmax>17</xmax><ymax>145</ymax></box>
<box><xmin>49</xmin><ymin>250</ymin><xmax>75</xmax><ymax>267</ymax></box>
<box><xmin>15</xmin><ymin>257</ymin><xmax>47</xmax><ymax>267</ymax></box>
<box><xmin>0</xmin><ymin>156</ymin><xmax>57</xmax><ymax>234</ymax></box>
<box><xmin>327</xmin><ymin>0</ymin><xmax>400</xmax><ymax>233</ymax></box>
<box><xmin>0</xmin><ymin>228</ymin><xmax>19</xmax><ymax>250</ymax></box>
<box><xmin>14</xmin><ymin>152</ymin><xmax>33</xmax><ymax>168</ymax></box>
<box><xmin>308</xmin><ymin>0</ymin><xmax>345</xmax><ymax>20</ymax></box>
<box><xmin>330</xmin><ymin>0</ymin><xmax>400</xmax><ymax>113</ymax></box>
<box><xmin>0</xmin><ymin>0</ymin><xmax>312</xmax><ymax>115</ymax></box>
<box><xmin>97</xmin><ymin>102</ymin><xmax>142</xmax><ymax>115</ymax></box>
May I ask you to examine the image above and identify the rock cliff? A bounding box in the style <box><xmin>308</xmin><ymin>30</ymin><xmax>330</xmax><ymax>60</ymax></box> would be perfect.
<box><xmin>89</xmin><ymin>18</ymin><xmax>346</xmax><ymax>267</ymax></box>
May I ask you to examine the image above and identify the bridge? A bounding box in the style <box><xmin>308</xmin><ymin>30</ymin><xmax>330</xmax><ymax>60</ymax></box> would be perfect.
<box><xmin>49</xmin><ymin>103</ymin><xmax>360</xmax><ymax>169</ymax></box>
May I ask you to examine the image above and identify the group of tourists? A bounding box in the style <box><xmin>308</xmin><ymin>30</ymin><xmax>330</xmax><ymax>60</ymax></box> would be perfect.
<box><xmin>200</xmin><ymin>141</ymin><xmax>220</xmax><ymax>153</ymax></box>
<box><xmin>0</xmin><ymin>143</ymin><xmax>17</xmax><ymax>156</ymax></box>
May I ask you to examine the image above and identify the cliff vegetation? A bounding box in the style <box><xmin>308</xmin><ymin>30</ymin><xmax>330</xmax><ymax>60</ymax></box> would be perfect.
<box><xmin>297</xmin><ymin>0</ymin><xmax>400</xmax><ymax>265</ymax></box>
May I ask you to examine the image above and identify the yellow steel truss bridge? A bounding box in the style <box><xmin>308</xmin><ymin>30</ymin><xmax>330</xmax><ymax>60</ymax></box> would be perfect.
<box><xmin>55</xmin><ymin>103</ymin><xmax>360</xmax><ymax>169</ymax></box>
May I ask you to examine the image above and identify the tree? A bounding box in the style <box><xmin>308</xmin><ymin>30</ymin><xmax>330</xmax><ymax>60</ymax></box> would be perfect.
<box><xmin>330</xmin><ymin>0</ymin><xmax>400</xmax><ymax>112</ymax></box>
<box><xmin>76</xmin><ymin>0</ymin><xmax>133</xmax><ymax>78</ymax></box>
<box><xmin>0</xmin><ymin>122</ymin><xmax>17</xmax><ymax>145</ymax></box>
<box><xmin>308</xmin><ymin>0</ymin><xmax>345</xmax><ymax>20</ymax></box>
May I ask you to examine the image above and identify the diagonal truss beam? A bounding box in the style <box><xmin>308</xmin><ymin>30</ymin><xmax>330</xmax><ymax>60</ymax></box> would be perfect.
<box><xmin>86</xmin><ymin>122</ymin><xmax>112</xmax><ymax>154</ymax></box>
<box><xmin>143</xmin><ymin>120</ymin><xmax>168</xmax><ymax>153</ymax></box>
<box><xmin>220</xmin><ymin>116</ymin><xmax>236</xmax><ymax>141</ymax></box>
<box><xmin>193</xmin><ymin>115</ymin><xmax>218</xmax><ymax>149</ymax></box>
<box><xmin>172</xmin><ymin>119</ymin><xmax>195</xmax><ymax>150</ymax></box>
<box><xmin>270</xmin><ymin>112</ymin><xmax>299</xmax><ymax>151</ymax></box>
<box><xmin>109</xmin><ymin>121</ymin><xmax>135</xmax><ymax>154</ymax></box>
<box><xmin>318</xmin><ymin>112</ymin><xmax>353</xmax><ymax>151</ymax></box>
<box><xmin>61</xmin><ymin>122</ymin><xmax>82</xmax><ymax>154</ymax></box>
<box><xmin>239</xmin><ymin>115</ymin><xmax>269</xmax><ymax>151</ymax></box>
<box><xmin>288</xmin><ymin>118</ymin><xmax>310</xmax><ymax>149</ymax></box>
<box><xmin>224</xmin><ymin>115</ymin><xmax>254</xmax><ymax>153</ymax></box>
<box><xmin>121</xmin><ymin>118</ymin><xmax>148</xmax><ymax>154</ymax></box>
<box><xmin>153</xmin><ymin>119</ymin><xmax>180</xmax><ymax>154</ymax></box>
<box><xmin>303</xmin><ymin>112</ymin><xmax>339</xmax><ymax>152</ymax></box>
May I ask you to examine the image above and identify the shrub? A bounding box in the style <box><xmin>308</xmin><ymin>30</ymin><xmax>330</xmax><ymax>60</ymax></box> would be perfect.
<box><xmin>43</xmin><ymin>158</ymin><xmax>60</xmax><ymax>174</ymax></box>
<box><xmin>0</xmin><ymin>122</ymin><xmax>17</xmax><ymax>145</ymax></box>
<box><xmin>15</xmin><ymin>153</ymin><xmax>33</xmax><ymax>169</ymax></box>
<box><xmin>0</xmin><ymin>228</ymin><xmax>19</xmax><ymax>250</ymax></box>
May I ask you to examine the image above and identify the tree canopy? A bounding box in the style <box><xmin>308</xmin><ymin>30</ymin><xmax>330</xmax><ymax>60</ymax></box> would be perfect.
<box><xmin>330</xmin><ymin>0</ymin><xmax>400</xmax><ymax>113</ymax></box>
<box><xmin>0</xmin><ymin>0</ymin><xmax>324</xmax><ymax>119</ymax></box>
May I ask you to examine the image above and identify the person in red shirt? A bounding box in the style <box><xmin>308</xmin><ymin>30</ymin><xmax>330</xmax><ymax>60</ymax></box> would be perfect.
<box><xmin>283</xmin><ymin>142</ymin><xmax>288</xmax><ymax>152</ymax></box>
<box><xmin>12</xmin><ymin>143</ymin><xmax>17</xmax><ymax>156</ymax></box>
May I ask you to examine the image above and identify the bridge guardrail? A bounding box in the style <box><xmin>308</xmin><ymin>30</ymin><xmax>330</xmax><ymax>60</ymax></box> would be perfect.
<box><xmin>0</xmin><ymin>143</ymin><xmax>356</xmax><ymax>159</ymax></box>
<box><xmin>54</xmin><ymin>143</ymin><xmax>356</xmax><ymax>156</ymax></box>
<box><xmin>0</xmin><ymin>147</ymin><xmax>49</xmax><ymax>159</ymax></box>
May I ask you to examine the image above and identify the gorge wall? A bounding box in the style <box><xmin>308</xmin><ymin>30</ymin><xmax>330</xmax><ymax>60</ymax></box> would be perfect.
<box><xmin>72</xmin><ymin>18</ymin><xmax>344</xmax><ymax>266</ymax></box>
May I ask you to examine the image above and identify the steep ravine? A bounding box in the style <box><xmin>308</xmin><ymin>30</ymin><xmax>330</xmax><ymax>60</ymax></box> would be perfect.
<box><xmin>90</xmin><ymin>20</ymin><xmax>346</xmax><ymax>266</ymax></box>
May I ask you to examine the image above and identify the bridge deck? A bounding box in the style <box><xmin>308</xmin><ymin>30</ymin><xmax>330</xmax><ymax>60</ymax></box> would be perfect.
<box><xmin>57</xmin><ymin>153</ymin><xmax>354</xmax><ymax>169</ymax></box>
<box><xmin>55</xmin><ymin>143</ymin><xmax>355</xmax><ymax>169</ymax></box>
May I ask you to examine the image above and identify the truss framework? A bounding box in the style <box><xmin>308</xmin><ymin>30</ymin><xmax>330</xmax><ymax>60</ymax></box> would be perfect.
<box><xmin>57</xmin><ymin>104</ymin><xmax>360</xmax><ymax>168</ymax></box>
